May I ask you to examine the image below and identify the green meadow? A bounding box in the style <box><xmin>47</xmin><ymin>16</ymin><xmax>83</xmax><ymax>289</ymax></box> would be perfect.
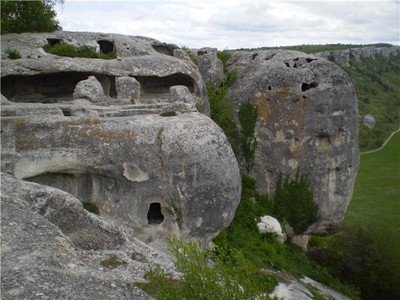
<box><xmin>345</xmin><ymin>131</ymin><xmax>400</xmax><ymax>237</ymax></box>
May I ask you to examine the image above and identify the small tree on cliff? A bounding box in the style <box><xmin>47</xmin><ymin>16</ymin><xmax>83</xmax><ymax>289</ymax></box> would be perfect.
<box><xmin>1</xmin><ymin>0</ymin><xmax>63</xmax><ymax>34</ymax></box>
<box><xmin>273</xmin><ymin>171</ymin><xmax>319</xmax><ymax>234</ymax></box>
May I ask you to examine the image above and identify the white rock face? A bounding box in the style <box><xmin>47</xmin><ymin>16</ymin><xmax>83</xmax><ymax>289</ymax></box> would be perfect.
<box><xmin>256</xmin><ymin>215</ymin><xmax>286</xmax><ymax>242</ymax></box>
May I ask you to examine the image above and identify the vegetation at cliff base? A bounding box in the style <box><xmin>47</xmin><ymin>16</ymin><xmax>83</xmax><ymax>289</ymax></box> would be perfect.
<box><xmin>309</xmin><ymin>132</ymin><xmax>400</xmax><ymax>299</ymax></box>
<box><xmin>273</xmin><ymin>173</ymin><xmax>318</xmax><ymax>234</ymax></box>
<box><xmin>140</xmin><ymin>238</ymin><xmax>276</xmax><ymax>299</ymax></box>
<box><xmin>1</xmin><ymin>0</ymin><xmax>62</xmax><ymax>34</ymax></box>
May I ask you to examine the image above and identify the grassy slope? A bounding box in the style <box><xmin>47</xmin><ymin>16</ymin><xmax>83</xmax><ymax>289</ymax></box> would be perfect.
<box><xmin>342</xmin><ymin>54</ymin><xmax>400</xmax><ymax>150</ymax></box>
<box><xmin>345</xmin><ymin>131</ymin><xmax>400</xmax><ymax>237</ymax></box>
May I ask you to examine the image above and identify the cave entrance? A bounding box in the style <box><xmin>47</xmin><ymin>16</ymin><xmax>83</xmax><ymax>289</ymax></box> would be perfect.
<box><xmin>147</xmin><ymin>202</ymin><xmax>164</xmax><ymax>225</ymax></box>
<box><xmin>97</xmin><ymin>40</ymin><xmax>114</xmax><ymax>54</ymax></box>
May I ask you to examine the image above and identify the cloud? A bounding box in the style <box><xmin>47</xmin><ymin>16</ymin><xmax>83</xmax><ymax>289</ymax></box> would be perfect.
<box><xmin>55</xmin><ymin>0</ymin><xmax>400</xmax><ymax>49</ymax></box>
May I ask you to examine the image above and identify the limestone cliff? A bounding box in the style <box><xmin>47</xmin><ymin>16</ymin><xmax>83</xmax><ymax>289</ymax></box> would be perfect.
<box><xmin>1</xmin><ymin>31</ymin><xmax>241</xmax><ymax>246</ymax></box>
<box><xmin>224</xmin><ymin>50</ymin><xmax>360</xmax><ymax>235</ymax></box>
<box><xmin>315</xmin><ymin>45</ymin><xmax>400</xmax><ymax>66</ymax></box>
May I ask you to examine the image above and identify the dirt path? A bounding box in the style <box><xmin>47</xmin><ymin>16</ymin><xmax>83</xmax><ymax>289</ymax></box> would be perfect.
<box><xmin>361</xmin><ymin>128</ymin><xmax>400</xmax><ymax>155</ymax></box>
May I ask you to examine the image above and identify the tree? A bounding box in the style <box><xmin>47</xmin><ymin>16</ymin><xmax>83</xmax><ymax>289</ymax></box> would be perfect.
<box><xmin>272</xmin><ymin>172</ymin><xmax>319</xmax><ymax>234</ymax></box>
<box><xmin>1</xmin><ymin>0</ymin><xmax>63</xmax><ymax>34</ymax></box>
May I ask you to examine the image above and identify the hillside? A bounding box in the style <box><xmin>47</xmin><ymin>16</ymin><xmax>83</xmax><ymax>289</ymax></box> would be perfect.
<box><xmin>342</xmin><ymin>54</ymin><xmax>400</xmax><ymax>150</ymax></box>
<box><xmin>345</xmin><ymin>131</ymin><xmax>400</xmax><ymax>237</ymax></box>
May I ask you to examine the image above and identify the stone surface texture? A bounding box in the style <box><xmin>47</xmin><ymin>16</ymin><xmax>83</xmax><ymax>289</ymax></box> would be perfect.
<box><xmin>193</xmin><ymin>47</ymin><xmax>225</xmax><ymax>86</ymax></box>
<box><xmin>1</xmin><ymin>31</ymin><xmax>240</xmax><ymax>246</ymax></box>
<box><xmin>1</xmin><ymin>31</ymin><xmax>210</xmax><ymax>115</ymax></box>
<box><xmin>1</xmin><ymin>172</ymin><xmax>176</xmax><ymax>300</ymax></box>
<box><xmin>227</xmin><ymin>50</ymin><xmax>360</xmax><ymax>235</ymax></box>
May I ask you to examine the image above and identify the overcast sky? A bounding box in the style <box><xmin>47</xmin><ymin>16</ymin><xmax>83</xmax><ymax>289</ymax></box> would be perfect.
<box><xmin>54</xmin><ymin>0</ymin><xmax>400</xmax><ymax>49</ymax></box>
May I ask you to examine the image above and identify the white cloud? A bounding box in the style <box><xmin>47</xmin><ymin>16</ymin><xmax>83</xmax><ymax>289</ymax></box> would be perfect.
<box><xmin>55</xmin><ymin>0</ymin><xmax>400</xmax><ymax>49</ymax></box>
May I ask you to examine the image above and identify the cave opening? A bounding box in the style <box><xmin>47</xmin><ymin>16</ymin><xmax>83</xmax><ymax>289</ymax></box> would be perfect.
<box><xmin>1</xmin><ymin>72</ymin><xmax>117</xmax><ymax>103</ymax></box>
<box><xmin>97</xmin><ymin>40</ymin><xmax>114</xmax><ymax>54</ymax></box>
<box><xmin>147</xmin><ymin>202</ymin><xmax>164</xmax><ymax>225</ymax></box>
<box><xmin>134</xmin><ymin>73</ymin><xmax>195</xmax><ymax>97</ymax></box>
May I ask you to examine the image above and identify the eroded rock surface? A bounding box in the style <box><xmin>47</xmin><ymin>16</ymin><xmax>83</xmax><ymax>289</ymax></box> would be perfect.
<box><xmin>227</xmin><ymin>50</ymin><xmax>359</xmax><ymax>235</ymax></box>
<box><xmin>1</xmin><ymin>172</ymin><xmax>177</xmax><ymax>300</ymax></box>
<box><xmin>1</xmin><ymin>31</ymin><xmax>210</xmax><ymax>114</ymax></box>
<box><xmin>1</xmin><ymin>31</ymin><xmax>241</xmax><ymax>246</ymax></box>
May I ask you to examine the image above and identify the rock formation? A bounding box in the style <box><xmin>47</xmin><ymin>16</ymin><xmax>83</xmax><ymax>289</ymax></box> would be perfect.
<box><xmin>1</xmin><ymin>172</ymin><xmax>175</xmax><ymax>299</ymax></box>
<box><xmin>192</xmin><ymin>47</ymin><xmax>225</xmax><ymax>86</ymax></box>
<box><xmin>226</xmin><ymin>50</ymin><xmax>360</xmax><ymax>235</ymax></box>
<box><xmin>315</xmin><ymin>45</ymin><xmax>400</xmax><ymax>66</ymax></box>
<box><xmin>1</xmin><ymin>31</ymin><xmax>241</xmax><ymax>246</ymax></box>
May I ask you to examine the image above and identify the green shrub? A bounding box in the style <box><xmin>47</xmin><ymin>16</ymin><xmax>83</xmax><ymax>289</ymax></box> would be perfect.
<box><xmin>141</xmin><ymin>238</ymin><xmax>276</xmax><ymax>299</ymax></box>
<box><xmin>207</xmin><ymin>82</ymin><xmax>241</xmax><ymax>154</ymax></box>
<box><xmin>82</xmin><ymin>202</ymin><xmax>100</xmax><ymax>214</ymax></box>
<box><xmin>272</xmin><ymin>172</ymin><xmax>318</xmax><ymax>234</ymax></box>
<box><xmin>7</xmin><ymin>49</ymin><xmax>21</xmax><ymax>59</ymax></box>
<box><xmin>43</xmin><ymin>42</ymin><xmax>116</xmax><ymax>59</ymax></box>
<box><xmin>181</xmin><ymin>46</ymin><xmax>196</xmax><ymax>62</ymax></box>
<box><xmin>238</xmin><ymin>101</ymin><xmax>258</xmax><ymax>171</ymax></box>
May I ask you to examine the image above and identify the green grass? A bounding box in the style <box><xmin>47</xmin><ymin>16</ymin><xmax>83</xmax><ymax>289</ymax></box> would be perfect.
<box><xmin>345</xmin><ymin>131</ymin><xmax>400</xmax><ymax>237</ymax></box>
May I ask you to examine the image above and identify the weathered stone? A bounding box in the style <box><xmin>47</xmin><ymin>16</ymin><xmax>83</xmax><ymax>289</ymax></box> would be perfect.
<box><xmin>257</xmin><ymin>215</ymin><xmax>286</xmax><ymax>243</ymax></box>
<box><xmin>1</xmin><ymin>94</ymin><xmax>12</xmax><ymax>105</ymax></box>
<box><xmin>194</xmin><ymin>47</ymin><xmax>225</xmax><ymax>86</ymax></box>
<box><xmin>364</xmin><ymin>114</ymin><xmax>376</xmax><ymax>129</ymax></box>
<box><xmin>73</xmin><ymin>75</ymin><xmax>105</xmax><ymax>102</ymax></box>
<box><xmin>0</xmin><ymin>31</ymin><xmax>210</xmax><ymax>115</ymax></box>
<box><xmin>228</xmin><ymin>50</ymin><xmax>360</xmax><ymax>235</ymax></box>
<box><xmin>1</xmin><ymin>172</ymin><xmax>176</xmax><ymax>300</ymax></box>
<box><xmin>1</xmin><ymin>103</ymin><xmax>241</xmax><ymax>246</ymax></box>
<box><xmin>173</xmin><ymin>48</ymin><xmax>192</xmax><ymax>61</ymax></box>
<box><xmin>116</xmin><ymin>76</ymin><xmax>141</xmax><ymax>103</ymax></box>
<box><xmin>170</xmin><ymin>85</ymin><xmax>195</xmax><ymax>105</ymax></box>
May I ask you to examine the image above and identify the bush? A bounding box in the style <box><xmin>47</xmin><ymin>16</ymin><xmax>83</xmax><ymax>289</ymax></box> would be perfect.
<box><xmin>141</xmin><ymin>238</ymin><xmax>276</xmax><ymax>299</ymax></box>
<box><xmin>43</xmin><ymin>42</ymin><xmax>116</xmax><ymax>59</ymax></box>
<box><xmin>82</xmin><ymin>202</ymin><xmax>100</xmax><ymax>214</ymax></box>
<box><xmin>7</xmin><ymin>49</ymin><xmax>21</xmax><ymax>59</ymax></box>
<box><xmin>273</xmin><ymin>172</ymin><xmax>318</xmax><ymax>234</ymax></box>
<box><xmin>207</xmin><ymin>82</ymin><xmax>241</xmax><ymax>154</ymax></box>
<box><xmin>238</xmin><ymin>101</ymin><xmax>258</xmax><ymax>171</ymax></box>
<box><xmin>317</xmin><ymin>225</ymin><xmax>400</xmax><ymax>300</ymax></box>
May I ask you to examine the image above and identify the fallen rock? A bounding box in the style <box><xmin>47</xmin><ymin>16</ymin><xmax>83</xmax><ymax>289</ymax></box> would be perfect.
<box><xmin>364</xmin><ymin>114</ymin><xmax>376</xmax><ymax>129</ymax></box>
<box><xmin>73</xmin><ymin>75</ymin><xmax>105</xmax><ymax>103</ymax></box>
<box><xmin>256</xmin><ymin>215</ymin><xmax>286</xmax><ymax>243</ymax></box>
<box><xmin>228</xmin><ymin>50</ymin><xmax>360</xmax><ymax>235</ymax></box>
